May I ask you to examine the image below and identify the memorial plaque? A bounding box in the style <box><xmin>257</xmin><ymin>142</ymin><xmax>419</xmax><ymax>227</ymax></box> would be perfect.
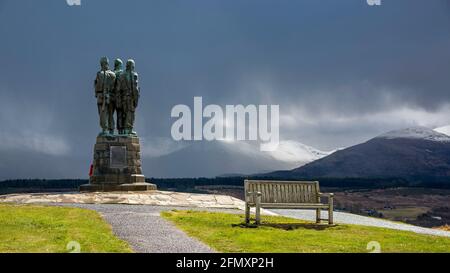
<box><xmin>110</xmin><ymin>146</ymin><xmax>127</xmax><ymax>168</ymax></box>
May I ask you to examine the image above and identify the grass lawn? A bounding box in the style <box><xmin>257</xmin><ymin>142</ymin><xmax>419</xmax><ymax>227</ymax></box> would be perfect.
<box><xmin>162</xmin><ymin>210</ymin><xmax>450</xmax><ymax>253</ymax></box>
<box><xmin>0</xmin><ymin>204</ymin><xmax>132</xmax><ymax>253</ymax></box>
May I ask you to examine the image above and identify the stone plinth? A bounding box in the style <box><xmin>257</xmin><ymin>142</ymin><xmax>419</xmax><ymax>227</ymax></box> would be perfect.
<box><xmin>80</xmin><ymin>135</ymin><xmax>157</xmax><ymax>192</ymax></box>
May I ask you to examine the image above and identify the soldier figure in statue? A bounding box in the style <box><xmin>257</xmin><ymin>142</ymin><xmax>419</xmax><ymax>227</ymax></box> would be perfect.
<box><xmin>113</xmin><ymin>58</ymin><xmax>124</xmax><ymax>134</ymax></box>
<box><xmin>118</xmin><ymin>59</ymin><xmax>140</xmax><ymax>136</ymax></box>
<box><xmin>94</xmin><ymin>57</ymin><xmax>116</xmax><ymax>135</ymax></box>
<box><xmin>81</xmin><ymin>57</ymin><xmax>157</xmax><ymax>192</ymax></box>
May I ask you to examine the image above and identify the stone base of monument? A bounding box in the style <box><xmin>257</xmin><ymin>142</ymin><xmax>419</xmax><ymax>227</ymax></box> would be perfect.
<box><xmin>79</xmin><ymin>182</ymin><xmax>156</xmax><ymax>192</ymax></box>
<box><xmin>79</xmin><ymin>135</ymin><xmax>157</xmax><ymax>192</ymax></box>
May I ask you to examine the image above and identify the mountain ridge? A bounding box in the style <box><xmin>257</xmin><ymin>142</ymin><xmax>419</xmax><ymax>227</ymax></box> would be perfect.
<box><xmin>144</xmin><ymin>140</ymin><xmax>332</xmax><ymax>178</ymax></box>
<box><xmin>264</xmin><ymin>127</ymin><xmax>450</xmax><ymax>185</ymax></box>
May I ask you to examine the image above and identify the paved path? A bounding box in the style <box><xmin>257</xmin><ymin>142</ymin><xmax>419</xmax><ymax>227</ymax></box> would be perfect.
<box><xmin>271</xmin><ymin>209</ymin><xmax>450</xmax><ymax>238</ymax></box>
<box><xmin>64</xmin><ymin>204</ymin><xmax>219</xmax><ymax>253</ymax></box>
<box><xmin>0</xmin><ymin>191</ymin><xmax>243</xmax><ymax>209</ymax></box>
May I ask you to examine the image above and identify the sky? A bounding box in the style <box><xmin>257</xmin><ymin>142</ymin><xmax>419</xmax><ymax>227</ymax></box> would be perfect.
<box><xmin>1</xmin><ymin>0</ymin><xmax>450</xmax><ymax>179</ymax></box>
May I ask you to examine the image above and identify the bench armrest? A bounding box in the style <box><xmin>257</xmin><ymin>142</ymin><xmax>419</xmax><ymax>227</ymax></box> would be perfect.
<box><xmin>247</xmin><ymin>191</ymin><xmax>262</xmax><ymax>196</ymax></box>
<box><xmin>319</xmin><ymin>192</ymin><xmax>334</xmax><ymax>209</ymax></box>
<box><xmin>246</xmin><ymin>191</ymin><xmax>262</xmax><ymax>203</ymax></box>
<box><xmin>318</xmin><ymin>192</ymin><xmax>334</xmax><ymax>204</ymax></box>
<box><xmin>319</xmin><ymin>192</ymin><xmax>334</xmax><ymax>198</ymax></box>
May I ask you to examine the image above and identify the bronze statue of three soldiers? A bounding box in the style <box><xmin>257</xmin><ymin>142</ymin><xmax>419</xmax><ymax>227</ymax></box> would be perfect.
<box><xmin>94</xmin><ymin>57</ymin><xmax>140</xmax><ymax>136</ymax></box>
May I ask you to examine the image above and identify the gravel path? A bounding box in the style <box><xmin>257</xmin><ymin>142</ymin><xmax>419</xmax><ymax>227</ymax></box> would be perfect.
<box><xmin>271</xmin><ymin>209</ymin><xmax>450</xmax><ymax>238</ymax></box>
<box><xmin>64</xmin><ymin>204</ymin><xmax>218</xmax><ymax>253</ymax></box>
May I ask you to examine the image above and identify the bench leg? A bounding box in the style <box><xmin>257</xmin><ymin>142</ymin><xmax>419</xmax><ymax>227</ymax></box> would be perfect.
<box><xmin>316</xmin><ymin>208</ymin><xmax>321</xmax><ymax>224</ymax></box>
<box><xmin>255</xmin><ymin>195</ymin><xmax>261</xmax><ymax>225</ymax></box>
<box><xmin>328</xmin><ymin>195</ymin><xmax>334</xmax><ymax>225</ymax></box>
<box><xmin>245</xmin><ymin>203</ymin><xmax>250</xmax><ymax>224</ymax></box>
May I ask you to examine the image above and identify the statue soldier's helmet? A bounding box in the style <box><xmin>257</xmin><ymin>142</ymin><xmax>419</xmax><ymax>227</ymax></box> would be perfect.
<box><xmin>126</xmin><ymin>59</ymin><xmax>135</xmax><ymax>71</ymax></box>
<box><xmin>100</xmin><ymin>56</ymin><xmax>109</xmax><ymax>69</ymax></box>
<box><xmin>114</xmin><ymin>58</ymin><xmax>123</xmax><ymax>70</ymax></box>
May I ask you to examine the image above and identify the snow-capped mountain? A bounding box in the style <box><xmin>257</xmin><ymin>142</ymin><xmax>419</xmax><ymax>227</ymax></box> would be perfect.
<box><xmin>143</xmin><ymin>140</ymin><xmax>332</xmax><ymax>178</ymax></box>
<box><xmin>379</xmin><ymin>126</ymin><xmax>450</xmax><ymax>142</ymax></box>
<box><xmin>434</xmin><ymin>125</ymin><xmax>450</xmax><ymax>137</ymax></box>
<box><xmin>266</xmin><ymin>127</ymin><xmax>450</xmax><ymax>185</ymax></box>
<box><xmin>266</xmin><ymin>140</ymin><xmax>332</xmax><ymax>164</ymax></box>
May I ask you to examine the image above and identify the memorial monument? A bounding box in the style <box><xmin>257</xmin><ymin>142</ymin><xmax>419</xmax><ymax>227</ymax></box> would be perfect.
<box><xmin>80</xmin><ymin>57</ymin><xmax>157</xmax><ymax>192</ymax></box>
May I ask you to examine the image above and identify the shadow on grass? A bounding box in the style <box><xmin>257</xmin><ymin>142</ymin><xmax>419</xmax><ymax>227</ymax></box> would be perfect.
<box><xmin>232</xmin><ymin>222</ymin><xmax>337</xmax><ymax>231</ymax></box>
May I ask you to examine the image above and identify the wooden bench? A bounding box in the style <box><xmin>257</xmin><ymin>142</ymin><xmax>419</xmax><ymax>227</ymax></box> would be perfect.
<box><xmin>244</xmin><ymin>180</ymin><xmax>334</xmax><ymax>225</ymax></box>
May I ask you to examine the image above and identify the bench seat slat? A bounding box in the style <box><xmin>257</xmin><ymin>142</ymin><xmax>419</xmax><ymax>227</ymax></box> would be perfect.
<box><xmin>247</xmin><ymin>202</ymin><xmax>328</xmax><ymax>207</ymax></box>
<box><xmin>258</xmin><ymin>204</ymin><xmax>329</xmax><ymax>209</ymax></box>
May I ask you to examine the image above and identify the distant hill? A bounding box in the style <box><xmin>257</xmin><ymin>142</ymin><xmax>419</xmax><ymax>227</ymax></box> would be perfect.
<box><xmin>265</xmin><ymin>127</ymin><xmax>450</xmax><ymax>186</ymax></box>
<box><xmin>145</xmin><ymin>140</ymin><xmax>332</xmax><ymax>178</ymax></box>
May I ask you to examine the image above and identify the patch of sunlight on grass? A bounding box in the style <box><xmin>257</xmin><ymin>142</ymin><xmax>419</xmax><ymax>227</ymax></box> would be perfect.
<box><xmin>161</xmin><ymin>210</ymin><xmax>450</xmax><ymax>253</ymax></box>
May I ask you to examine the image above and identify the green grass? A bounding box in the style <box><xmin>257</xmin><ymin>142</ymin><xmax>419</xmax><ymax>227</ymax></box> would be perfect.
<box><xmin>161</xmin><ymin>210</ymin><xmax>450</xmax><ymax>253</ymax></box>
<box><xmin>0</xmin><ymin>204</ymin><xmax>132</xmax><ymax>253</ymax></box>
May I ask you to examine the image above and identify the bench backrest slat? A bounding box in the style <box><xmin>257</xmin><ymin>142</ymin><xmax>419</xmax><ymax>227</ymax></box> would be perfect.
<box><xmin>245</xmin><ymin>180</ymin><xmax>320</xmax><ymax>204</ymax></box>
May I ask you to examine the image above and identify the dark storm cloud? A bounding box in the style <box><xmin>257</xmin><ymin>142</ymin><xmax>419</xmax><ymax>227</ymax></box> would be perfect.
<box><xmin>0</xmin><ymin>0</ymin><xmax>450</xmax><ymax>178</ymax></box>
